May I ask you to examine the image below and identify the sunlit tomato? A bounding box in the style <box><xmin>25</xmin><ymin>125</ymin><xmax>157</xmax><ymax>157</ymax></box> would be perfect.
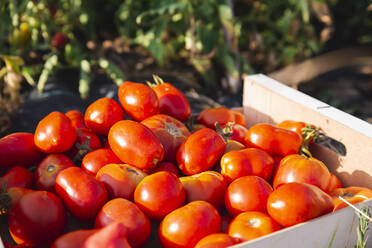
<box><xmin>229</xmin><ymin>124</ymin><xmax>248</xmax><ymax>144</ymax></box>
<box><xmin>150</xmin><ymin>161</ymin><xmax>180</xmax><ymax>177</ymax></box>
<box><xmin>330</xmin><ymin>187</ymin><xmax>372</xmax><ymax>211</ymax></box>
<box><xmin>95</xmin><ymin>198</ymin><xmax>151</xmax><ymax>247</ymax></box>
<box><xmin>0</xmin><ymin>166</ymin><xmax>33</xmax><ymax>190</ymax></box>
<box><xmin>159</xmin><ymin>201</ymin><xmax>221</xmax><ymax>248</ymax></box>
<box><xmin>81</xmin><ymin>148</ymin><xmax>122</xmax><ymax>177</ymax></box>
<box><xmin>273</xmin><ymin>154</ymin><xmax>330</xmax><ymax>191</ymax></box>
<box><xmin>34</xmin><ymin>112</ymin><xmax>77</xmax><ymax>153</ymax></box>
<box><xmin>244</xmin><ymin>123</ymin><xmax>302</xmax><ymax>157</ymax></box>
<box><xmin>55</xmin><ymin>167</ymin><xmax>107</xmax><ymax>220</ymax></box>
<box><xmin>134</xmin><ymin>171</ymin><xmax>185</xmax><ymax>219</ymax></box>
<box><xmin>83</xmin><ymin>222</ymin><xmax>131</xmax><ymax>248</ymax></box>
<box><xmin>66</xmin><ymin>129</ymin><xmax>101</xmax><ymax>162</ymax></box>
<box><xmin>225</xmin><ymin>176</ymin><xmax>273</xmax><ymax>216</ymax></box>
<box><xmin>84</xmin><ymin>97</ymin><xmax>125</xmax><ymax>135</ymax></box>
<box><xmin>8</xmin><ymin>191</ymin><xmax>66</xmax><ymax>246</ymax></box>
<box><xmin>194</xmin><ymin>233</ymin><xmax>242</xmax><ymax>248</ymax></box>
<box><xmin>277</xmin><ymin>120</ymin><xmax>307</xmax><ymax>137</ymax></box>
<box><xmin>141</xmin><ymin>114</ymin><xmax>191</xmax><ymax>162</ymax></box>
<box><xmin>325</xmin><ymin>173</ymin><xmax>343</xmax><ymax>193</ymax></box>
<box><xmin>65</xmin><ymin>110</ymin><xmax>86</xmax><ymax>130</ymax></box>
<box><xmin>197</xmin><ymin>107</ymin><xmax>236</xmax><ymax>129</ymax></box>
<box><xmin>108</xmin><ymin>120</ymin><xmax>164</xmax><ymax>170</ymax></box>
<box><xmin>149</xmin><ymin>78</ymin><xmax>191</xmax><ymax>122</ymax></box>
<box><xmin>52</xmin><ymin>229</ymin><xmax>97</xmax><ymax>248</ymax></box>
<box><xmin>221</xmin><ymin>148</ymin><xmax>274</xmax><ymax>183</ymax></box>
<box><xmin>35</xmin><ymin>154</ymin><xmax>75</xmax><ymax>192</ymax></box>
<box><xmin>230</xmin><ymin>110</ymin><xmax>247</xmax><ymax>127</ymax></box>
<box><xmin>227</xmin><ymin>211</ymin><xmax>280</xmax><ymax>241</ymax></box>
<box><xmin>267</xmin><ymin>182</ymin><xmax>334</xmax><ymax>227</ymax></box>
<box><xmin>177</xmin><ymin>128</ymin><xmax>226</xmax><ymax>175</ymax></box>
<box><xmin>118</xmin><ymin>81</ymin><xmax>159</xmax><ymax>121</ymax></box>
<box><xmin>0</xmin><ymin>133</ymin><xmax>44</xmax><ymax>170</ymax></box>
<box><xmin>96</xmin><ymin>163</ymin><xmax>147</xmax><ymax>200</ymax></box>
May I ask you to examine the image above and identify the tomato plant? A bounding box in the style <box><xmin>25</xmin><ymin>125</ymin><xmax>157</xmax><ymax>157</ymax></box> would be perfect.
<box><xmin>81</xmin><ymin>148</ymin><xmax>122</xmax><ymax>177</ymax></box>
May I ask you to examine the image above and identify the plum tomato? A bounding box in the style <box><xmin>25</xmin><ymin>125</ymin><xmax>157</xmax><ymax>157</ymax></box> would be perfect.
<box><xmin>83</xmin><ymin>222</ymin><xmax>131</xmax><ymax>248</ymax></box>
<box><xmin>273</xmin><ymin>154</ymin><xmax>331</xmax><ymax>192</ymax></box>
<box><xmin>134</xmin><ymin>171</ymin><xmax>185</xmax><ymax>220</ymax></box>
<box><xmin>267</xmin><ymin>182</ymin><xmax>334</xmax><ymax>227</ymax></box>
<box><xmin>96</xmin><ymin>163</ymin><xmax>147</xmax><ymax>200</ymax></box>
<box><xmin>176</xmin><ymin>128</ymin><xmax>226</xmax><ymax>175</ymax></box>
<box><xmin>55</xmin><ymin>167</ymin><xmax>107</xmax><ymax>220</ymax></box>
<box><xmin>34</xmin><ymin>111</ymin><xmax>77</xmax><ymax>153</ymax></box>
<box><xmin>194</xmin><ymin>233</ymin><xmax>242</xmax><ymax>248</ymax></box>
<box><xmin>159</xmin><ymin>201</ymin><xmax>221</xmax><ymax>248</ymax></box>
<box><xmin>35</xmin><ymin>154</ymin><xmax>75</xmax><ymax>192</ymax></box>
<box><xmin>277</xmin><ymin>120</ymin><xmax>308</xmax><ymax>137</ymax></box>
<box><xmin>330</xmin><ymin>187</ymin><xmax>372</xmax><ymax>211</ymax></box>
<box><xmin>225</xmin><ymin>176</ymin><xmax>273</xmax><ymax>216</ymax></box>
<box><xmin>149</xmin><ymin>161</ymin><xmax>180</xmax><ymax>177</ymax></box>
<box><xmin>65</xmin><ymin>110</ymin><xmax>86</xmax><ymax>130</ymax></box>
<box><xmin>141</xmin><ymin>114</ymin><xmax>191</xmax><ymax>162</ymax></box>
<box><xmin>95</xmin><ymin>198</ymin><xmax>151</xmax><ymax>247</ymax></box>
<box><xmin>224</xmin><ymin>140</ymin><xmax>245</xmax><ymax>154</ymax></box>
<box><xmin>227</xmin><ymin>211</ymin><xmax>280</xmax><ymax>242</ymax></box>
<box><xmin>81</xmin><ymin>148</ymin><xmax>122</xmax><ymax>177</ymax></box>
<box><xmin>230</xmin><ymin>110</ymin><xmax>247</xmax><ymax>127</ymax></box>
<box><xmin>118</xmin><ymin>81</ymin><xmax>159</xmax><ymax>121</ymax></box>
<box><xmin>0</xmin><ymin>166</ymin><xmax>33</xmax><ymax>190</ymax></box>
<box><xmin>108</xmin><ymin>120</ymin><xmax>164</xmax><ymax>170</ymax></box>
<box><xmin>229</xmin><ymin>124</ymin><xmax>248</xmax><ymax>144</ymax></box>
<box><xmin>65</xmin><ymin>129</ymin><xmax>101</xmax><ymax>162</ymax></box>
<box><xmin>84</xmin><ymin>97</ymin><xmax>125</xmax><ymax>135</ymax></box>
<box><xmin>51</xmin><ymin>229</ymin><xmax>97</xmax><ymax>248</ymax></box>
<box><xmin>244</xmin><ymin>123</ymin><xmax>302</xmax><ymax>157</ymax></box>
<box><xmin>196</xmin><ymin>107</ymin><xmax>236</xmax><ymax>129</ymax></box>
<box><xmin>1</xmin><ymin>187</ymin><xmax>34</xmax><ymax>212</ymax></box>
<box><xmin>325</xmin><ymin>173</ymin><xmax>343</xmax><ymax>193</ymax></box>
<box><xmin>0</xmin><ymin>132</ymin><xmax>44</xmax><ymax>170</ymax></box>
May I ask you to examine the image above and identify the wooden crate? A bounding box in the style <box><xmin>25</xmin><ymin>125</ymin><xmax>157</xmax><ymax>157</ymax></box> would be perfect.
<box><xmin>233</xmin><ymin>74</ymin><xmax>372</xmax><ymax>248</ymax></box>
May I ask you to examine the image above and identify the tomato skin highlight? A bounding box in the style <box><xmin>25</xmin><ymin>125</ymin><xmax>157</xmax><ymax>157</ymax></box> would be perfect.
<box><xmin>81</xmin><ymin>148</ymin><xmax>122</xmax><ymax>177</ymax></box>
<box><xmin>194</xmin><ymin>233</ymin><xmax>242</xmax><ymax>248</ymax></box>
<box><xmin>0</xmin><ymin>166</ymin><xmax>33</xmax><ymax>190</ymax></box>
<box><xmin>51</xmin><ymin>229</ymin><xmax>97</xmax><ymax>248</ymax></box>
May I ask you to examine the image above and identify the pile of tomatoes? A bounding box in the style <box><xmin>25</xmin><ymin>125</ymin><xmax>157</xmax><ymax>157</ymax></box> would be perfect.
<box><xmin>0</xmin><ymin>77</ymin><xmax>371</xmax><ymax>248</ymax></box>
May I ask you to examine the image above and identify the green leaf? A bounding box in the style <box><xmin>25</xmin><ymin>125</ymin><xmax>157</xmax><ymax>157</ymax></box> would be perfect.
<box><xmin>0</xmin><ymin>55</ymin><xmax>24</xmax><ymax>74</ymax></box>
<box><xmin>148</xmin><ymin>41</ymin><xmax>167</xmax><ymax>65</ymax></box>
<box><xmin>98</xmin><ymin>58</ymin><xmax>126</xmax><ymax>86</ymax></box>
<box><xmin>37</xmin><ymin>54</ymin><xmax>58</xmax><ymax>93</ymax></box>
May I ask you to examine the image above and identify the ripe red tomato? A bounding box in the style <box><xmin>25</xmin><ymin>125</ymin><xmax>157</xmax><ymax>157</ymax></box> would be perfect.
<box><xmin>177</xmin><ymin>128</ymin><xmax>226</xmax><ymax>175</ymax></box>
<box><xmin>83</xmin><ymin>223</ymin><xmax>131</xmax><ymax>248</ymax></box>
<box><xmin>51</xmin><ymin>32</ymin><xmax>67</xmax><ymax>50</ymax></box>
<box><xmin>227</xmin><ymin>211</ymin><xmax>280</xmax><ymax>241</ymax></box>
<box><xmin>224</xmin><ymin>140</ymin><xmax>245</xmax><ymax>154</ymax></box>
<box><xmin>96</xmin><ymin>163</ymin><xmax>147</xmax><ymax>200</ymax></box>
<box><xmin>230</xmin><ymin>110</ymin><xmax>247</xmax><ymax>127</ymax></box>
<box><xmin>149</xmin><ymin>161</ymin><xmax>180</xmax><ymax>177</ymax></box>
<box><xmin>229</xmin><ymin>124</ymin><xmax>248</xmax><ymax>144</ymax></box>
<box><xmin>159</xmin><ymin>201</ymin><xmax>221</xmax><ymax>248</ymax></box>
<box><xmin>35</xmin><ymin>154</ymin><xmax>75</xmax><ymax>192</ymax></box>
<box><xmin>273</xmin><ymin>154</ymin><xmax>331</xmax><ymax>191</ymax></box>
<box><xmin>8</xmin><ymin>191</ymin><xmax>66</xmax><ymax>246</ymax></box>
<box><xmin>0</xmin><ymin>132</ymin><xmax>44</xmax><ymax>170</ymax></box>
<box><xmin>3</xmin><ymin>187</ymin><xmax>34</xmax><ymax>211</ymax></box>
<box><xmin>55</xmin><ymin>167</ymin><xmax>108</xmax><ymax>220</ymax></box>
<box><xmin>330</xmin><ymin>187</ymin><xmax>372</xmax><ymax>211</ymax></box>
<box><xmin>221</xmin><ymin>148</ymin><xmax>274</xmax><ymax>183</ymax></box>
<box><xmin>108</xmin><ymin>120</ymin><xmax>164</xmax><ymax>170</ymax></box>
<box><xmin>34</xmin><ymin>111</ymin><xmax>77</xmax><ymax>153</ymax></box>
<box><xmin>51</xmin><ymin>229</ymin><xmax>97</xmax><ymax>248</ymax></box>
<box><xmin>194</xmin><ymin>233</ymin><xmax>242</xmax><ymax>248</ymax></box>
<box><xmin>84</xmin><ymin>97</ymin><xmax>125</xmax><ymax>135</ymax></box>
<box><xmin>244</xmin><ymin>123</ymin><xmax>302</xmax><ymax>157</ymax></box>
<box><xmin>180</xmin><ymin>171</ymin><xmax>227</xmax><ymax>209</ymax></box>
<box><xmin>65</xmin><ymin>110</ymin><xmax>86</xmax><ymax>130</ymax></box>
<box><xmin>81</xmin><ymin>148</ymin><xmax>122</xmax><ymax>177</ymax></box>
<box><xmin>0</xmin><ymin>166</ymin><xmax>33</xmax><ymax>190</ymax></box>
<box><xmin>149</xmin><ymin>77</ymin><xmax>191</xmax><ymax>122</ymax></box>
<box><xmin>134</xmin><ymin>171</ymin><xmax>185</xmax><ymax>219</ymax></box>
<box><xmin>267</xmin><ymin>182</ymin><xmax>334</xmax><ymax>227</ymax></box>
<box><xmin>325</xmin><ymin>173</ymin><xmax>343</xmax><ymax>193</ymax></box>
<box><xmin>225</xmin><ymin>176</ymin><xmax>273</xmax><ymax>216</ymax></box>
<box><xmin>95</xmin><ymin>198</ymin><xmax>151</xmax><ymax>247</ymax></box>
<box><xmin>141</xmin><ymin>114</ymin><xmax>191</xmax><ymax>162</ymax></box>
<box><xmin>277</xmin><ymin>120</ymin><xmax>308</xmax><ymax>137</ymax></box>
<box><xmin>197</xmin><ymin>107</ymin><xmax>236</xmax><ymax>129</ymax></box>
<box><xmin>66</xmin><ymin>129</ymin><xmax>101</xmax><ymax>162</ymax></box>
<box><xmin>118</xmin><ymin>81</ymin><xmax>159</xmax><ymax>121</ymax></box>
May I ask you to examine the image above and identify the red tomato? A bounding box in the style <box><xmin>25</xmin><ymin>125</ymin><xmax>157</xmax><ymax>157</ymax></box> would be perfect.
<box><xmin>34</xmin><ymin>112</ymin><xmax>77</xmax><ymax>153</ymax></box>
<box><xmin>225</xmin><ymin>176</ymin><xmax>273</xmax><ymax>216</ymax></box>
<box><xmin>194</xmin><ymin>233</ymin><xmax>242</xmax><ymax>248</ymax></box>
<box><xmin>197</xmin><ymin>107</ymin><xmax>236</xmax><ymax>129</ymax></box>
<box><xmin>230</xmin><ymin>110</ymin><xmax>247</xmax><ymax>127</ymax></box>
<box><xmin>244</xmin><ymin>123</ymin><xmax>302</xmax><ymax>157</ymax></box>
<box><xmin>118</xmin><ymin>81</ymin><xmax>159</xmax><ymax>121</ymax></box>
<box><xmin>84</xmin><ymin>97</ymin><xmax>125</xmax><ymax>135</ymax></box>
<box><xmin>134</xmin><ymin>171</ymin><xmax>185</xmax><ymax>219</ymax></box>
<box><xmin>224</xmin><ymin>140</ymin><xmax>246</xmax><ymax>154</ymax></box>
<box><xmin>276</xmin><ymin>120</ymin><xmax>307</xmax><ymax>137</ymax></box>
<box><xmin>96</xmin><ymin>163</ymin><xmax>147</xmax><ymax>200</ymax></box>
<box><xmin>2</xmin><ymin>187</ymin><xmax>34</xmax><ymax>211</ymax></box>
<box><xmin>0</xmin><ymin>166</ymin><xmax>33</xmax><ymax>190</ymax></box>
<box><xmin>229</xmin><ymin>124</ymin><xmax>248</xmax><ymax>144</ymax></box>
<box><xmin>267</xmin><ymin>182</ymin><xmax>334</xmax><ymax>227</ymax></box>
<box><xmin>330</xmin><ymin>187</ymin><xmax>372</xmax><ymax>211</ymax></box>
<box><xmin>149</xmin><ymin>77</ymin><xmax>191</xmax><ymax>122</ymax></box>
<box><xmin>66</xmin><ymin>129</ymin><xmax>101</xmax><ymax>162</ymax></box>
<box><xmin>65</xmin><ymin>110</ymin><xmax>86</xmax><ymax>130</ymax></box>
<box><xmin>108</xmin><ymin>120</ymin><xmax>164</xmax><ymax>170</ymax></box>
<box><xmin>180</xmin><ymin>171</ymin><xmax>227</xmax><ymax>209</ymax></box>
<box><xmin>273</xmin><ymin>154</ymin><xmax>331</xmax><ymax>191</ymax></box>
<box><xmin>81</xmin><ymin>148</ymin><xmax>122</xmax><ymax>177</ymax></box>
<box><xmin>177</xmin><ymin>128</ymin><xmax>226</xmax><ymax>175</ymax></box>
<box><xmin>55</xmin><ymin>167</ymin><xmax>107</xmax><ymax>220</ymax></box>
<box><xmin>51</xmin><ymin>229</ymin><xmax>97</xmax><ymax>248</ymax></box>
<box><xmin>95</xmin><ymin>198</ymin><xmax>151</xmax><ymax>247</ymax></box>
<box><xmin>83</xmin><ymin>222</ymin><xmax>131</xmax><ymax>248</ymax></box>
<box><xmin>8</xmin><ymin>191</ymin><xmax>66</xmax><ymax>246</ymax></box>
<box><xmin>227</xmin><ymin>211</ymin><xmax>280</xmax><ymax>241</ymax></box>
<box><xmin>150</xmin><ymin>161</ymin><xmax>180</xmax><ymax>177</ymax></box>
<box><xmin>35</xmin><ymin>154</ymin><xmax>75</xmax><ymax>192</ymax></box>
<box><xmin>159</xmin><ymin>201</ymin><xmax>221</xmax><ymax>248</ymax></box>
<box><xmin>0</xmin><ymin>133</ymin><xmax>44</xmax><ymax>170</ymax></box>
<box><xmin>141</xmin><ymin>114</ymin><xmax>191</xmax><ymax>162</ymax></box>
<box><xmin>221</xmin><ymin>148</ymin><xmax>274</xmax><ymax>183</ymax></box>
<box><xmin>326</xmin><ymin>173</ymin><xmax>343</xmax><ymax>193</ymax></box>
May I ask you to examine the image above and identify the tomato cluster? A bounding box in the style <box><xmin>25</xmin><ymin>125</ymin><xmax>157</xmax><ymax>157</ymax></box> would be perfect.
<box><xmin>0</xmin><ymin>77</ymin><xmax>371</xmax><ymax>248</ymax></box>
